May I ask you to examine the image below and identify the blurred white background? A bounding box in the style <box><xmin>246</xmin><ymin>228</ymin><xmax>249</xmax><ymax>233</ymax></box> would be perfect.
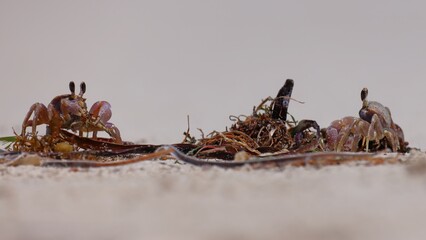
<box><xmin>0</xmin><ymin>0</ymin><xmax>425</xmax><ymax>149</ymax></box>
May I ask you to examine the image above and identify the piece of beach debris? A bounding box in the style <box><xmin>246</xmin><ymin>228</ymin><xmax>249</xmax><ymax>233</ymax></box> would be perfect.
<box><xmin>191</xmin><ymin>79</ymin><xmax>322</xmax><ymax>160</ymax></box>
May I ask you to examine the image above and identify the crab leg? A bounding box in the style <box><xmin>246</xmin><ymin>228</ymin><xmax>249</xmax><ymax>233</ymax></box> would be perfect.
<box><xmin>21</xmin><ymin>103</ymin><xmax>49</xmax><ymax>136</ymax></box>
<box><xmin>383</xmin><ymin>128</ymin><xmax>399</xmax><ymax>152</ymax></box>
<box><xmin>365</xmin><ymin>114</ymin><xmax>384</xmax><ymax>152</ymax></box>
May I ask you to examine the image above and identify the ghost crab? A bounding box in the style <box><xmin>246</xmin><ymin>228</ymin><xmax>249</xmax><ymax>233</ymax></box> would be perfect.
<box><xmin>16</xmin><ymin>81</ymin><xmax>122</xmax><ymax>152</ymax></box>
<box><xmin>324</xmin><ymin>88</ymin><xmax>407</xmax><ymax>152</ymax></box>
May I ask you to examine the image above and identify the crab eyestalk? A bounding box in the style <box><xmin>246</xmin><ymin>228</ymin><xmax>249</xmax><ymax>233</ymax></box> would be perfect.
<box><xmin>272</xmin><ymin>79</ymin><xmax>294</xmax><ymax>121</ymax></box>
<box><xmin>361</xmin><ymin>87</ymin><xmax>368</xmax><ymax>108</ymax></box>
<box><xmin>69</xmin><ymin>81</ymin><xmax>76</xmax><ymax>98</ymax></box>
<box><xmin>359</xmin><ymin>87</ymin><xmax>374</xmax><ymax>123</ymax></box>
<box><xmin>79</xmin><ymin>82</ymin><xmax>86</xmax><ymax>97</ymax></box>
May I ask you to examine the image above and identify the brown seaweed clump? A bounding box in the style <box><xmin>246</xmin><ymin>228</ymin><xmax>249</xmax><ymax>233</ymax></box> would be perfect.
<box><xmin>192</xmin><ymin>80</ymin><xmax>322</xmax><ymax>160</ymax></box>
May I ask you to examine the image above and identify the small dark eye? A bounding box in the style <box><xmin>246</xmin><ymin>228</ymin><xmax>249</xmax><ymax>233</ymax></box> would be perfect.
<box><xmin>80</xmin><ymin>82</ymin><xmax>86</xmax><ymax>94</ymax></box>
<box><xmin>361</xmin><ymin>88</ymin><xmax>368</xmax><ymax>101</ymax></box>
<box><xmin>69</xmin><ymin>81</ymin><xmax>75</xmax><ymax>94</ymax></box>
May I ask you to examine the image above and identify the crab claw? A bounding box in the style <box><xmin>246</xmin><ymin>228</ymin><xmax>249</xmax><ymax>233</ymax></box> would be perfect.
<box><xmin>88</xmin><ymin>101</ymin><xmax>122</xmax><ymax>143</ymax></box>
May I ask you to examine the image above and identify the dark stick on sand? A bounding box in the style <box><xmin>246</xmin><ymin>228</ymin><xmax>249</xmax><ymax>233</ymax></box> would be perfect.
<box><xmin>272</xmin><ymin>79</ymin><xmax>294</xmax><ymax>121</ymax></box>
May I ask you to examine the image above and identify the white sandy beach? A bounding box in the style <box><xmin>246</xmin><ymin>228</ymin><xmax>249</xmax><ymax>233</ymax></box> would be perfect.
<box><xmin>1</xmin><ymin>151</ymin><xmax>426</xmax><ymax>240</ymax></box>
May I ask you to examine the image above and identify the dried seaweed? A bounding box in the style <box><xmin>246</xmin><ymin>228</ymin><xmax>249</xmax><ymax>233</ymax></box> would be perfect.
<box><xmin>191</xmin><ymin>79</ymin><xmax>321</xmax><ymax>159</ymax></box>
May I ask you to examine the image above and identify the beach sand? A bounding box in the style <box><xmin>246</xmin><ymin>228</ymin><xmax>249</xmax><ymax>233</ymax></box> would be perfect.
<box><xmin>1</xmin><ymin>151</ymin><xmax>426</xmax><ymax>240</ymax></box>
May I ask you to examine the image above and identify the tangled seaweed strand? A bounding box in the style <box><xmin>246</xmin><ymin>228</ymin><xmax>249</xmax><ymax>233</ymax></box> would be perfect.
<box><xmin>13</xmin><ymin>132</ymin><xmax>59</xmax><ymax>153</ymax></box>
<box><xmin>194</xmin><ymin>93</ymin><xmax>319</xmax><ymax>159</ymax></box>
<box><xmin>230</xmin><ymin>105</ymin><xmax>295</xmax><ymax>152</ymax></box>
<box><xmin>190</xmin><ymin>80</ymin><xmax>323</xmax><ymax>159</ymax></box>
